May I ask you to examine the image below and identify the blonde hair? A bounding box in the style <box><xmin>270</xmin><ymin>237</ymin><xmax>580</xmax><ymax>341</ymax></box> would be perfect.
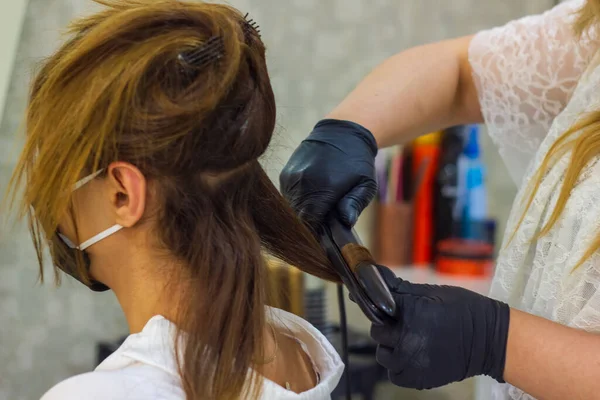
<box><xmin>6</xmin><ymin>1</ymin><xmax>338</xmax><ymax>399</ymax></box>
<box><xmin>575</xmin><ymin>0</ymin><xmax>600</xmax><ymax>36</ymax></box>
<box><xmin>513</xmin><ymin>0</ymin><xmax>600</xmax><ymax>269</ymax></box>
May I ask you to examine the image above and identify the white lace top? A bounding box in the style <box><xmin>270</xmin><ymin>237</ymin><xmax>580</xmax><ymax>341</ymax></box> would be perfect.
<box><xmin>469</xmin><ymin>1</ymin><xmax>600</xmax><ymax>399</ymax></box>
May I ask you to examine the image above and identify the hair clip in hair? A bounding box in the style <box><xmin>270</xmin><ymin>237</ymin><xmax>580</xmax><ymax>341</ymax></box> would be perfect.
<box><xmin>242</xmin><ymin>13</ymin><xmax>261</xmax><ymax>43</ymax></box>
<box><xmin>178</xmin><ymin>36</ymin><xmax>225</xmax><ymax>68</ymax></box>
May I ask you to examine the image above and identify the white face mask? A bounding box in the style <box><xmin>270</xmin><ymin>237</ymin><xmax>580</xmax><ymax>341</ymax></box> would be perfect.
<box><xmin>57</xmin><ymin>170</ymin><xmax>124</xmax><ymax>251</ymax></box>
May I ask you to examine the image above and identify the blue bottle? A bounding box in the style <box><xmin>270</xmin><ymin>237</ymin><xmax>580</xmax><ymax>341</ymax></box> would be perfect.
<box><xmin>456</xmin><ymin>125</ymin><xmax>487</xmax><ymax>238</ymax></box>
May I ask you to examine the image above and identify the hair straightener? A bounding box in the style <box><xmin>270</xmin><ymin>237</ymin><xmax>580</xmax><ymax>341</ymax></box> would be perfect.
<box><xmin>319</xmin><ymin>213</ymin><xmax>396</xmax><ymax>324</ymax></box>
<box><xmin>318</xmin><ymin>212</ymin><xmax>397</xmax><ymax>399</ymax></box>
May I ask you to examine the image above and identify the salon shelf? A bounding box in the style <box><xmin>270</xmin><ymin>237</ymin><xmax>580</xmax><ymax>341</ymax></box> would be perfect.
<box><xmin>390</xmin><ymin>266</ymin><xmax>492</xmax><ymax>295</ymax></box>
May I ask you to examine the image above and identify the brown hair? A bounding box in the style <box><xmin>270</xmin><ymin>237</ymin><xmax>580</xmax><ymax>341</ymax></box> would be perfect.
<box><xmin>512</xmin><ymin>0</ymin><xmax>600</xmax><ymax>269</ymax></box>
<box><xmin>6</xmin><ymin>1</ymin><xmax>338</xmax><ymax>399</ymax></box>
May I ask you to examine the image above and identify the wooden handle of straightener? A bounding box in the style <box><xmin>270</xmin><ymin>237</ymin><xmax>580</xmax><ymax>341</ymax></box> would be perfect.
<box><xmin>340</xmin><ymin>242</ymin><xmax>397</xmax><ymax>320</ymax></box>
<box><xmin>340</xmin><ymin>243</ymin><xmax>377</xmax><ymax>272</ymax></box>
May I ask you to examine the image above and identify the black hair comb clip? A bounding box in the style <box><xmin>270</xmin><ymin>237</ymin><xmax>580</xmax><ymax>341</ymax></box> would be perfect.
<box><xmin>242</xmin><ymin>13</ymin><xmax>261</xmax><ymax>42</ymax></box>
<box><xmin>178</xmin><ymin>36</ymin><xmax>225</xmax><ymax>68</ymax></box>
<box><xmin>178</xmin><ymin>12</ymin><xmax>261</xmax><ymax>68</ymax></box>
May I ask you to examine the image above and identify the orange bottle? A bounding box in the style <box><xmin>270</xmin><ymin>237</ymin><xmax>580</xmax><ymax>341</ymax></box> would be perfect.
<box><xmin>412</xmin><ymin>132</ymin><xmax>441</xmax><ymax>266</ymax></box>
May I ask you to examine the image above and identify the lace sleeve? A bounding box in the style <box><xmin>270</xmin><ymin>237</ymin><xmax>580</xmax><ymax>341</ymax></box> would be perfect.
<box><xmin>469</xmin><ymin>0</ymin><xmax>599</xmax><ymax>186</ymax></box>
<box><xmin>547</xmin><ymin>162</ymin><xmax>600</xmax><ymax>333</ymax></box>
<box><xmin>557</xmin><ymin>251</ymin><xmax>600</xmax><ymax>333</ymax></box>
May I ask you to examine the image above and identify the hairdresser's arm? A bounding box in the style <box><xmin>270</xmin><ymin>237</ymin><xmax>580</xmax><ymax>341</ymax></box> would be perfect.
<box><xmin>328</xmin><ymin>36</ymin><xmax>481</xmax><ymax>148</ymax></box>
<box><xmin>504</xmin><ymin>309</ymin><xmax>600</xmax><ymax>400</ymax></box>
<box><xmin>280</xmin><ymin>37</ymin><xmax>480</xmax><ymax>228</ymax></box>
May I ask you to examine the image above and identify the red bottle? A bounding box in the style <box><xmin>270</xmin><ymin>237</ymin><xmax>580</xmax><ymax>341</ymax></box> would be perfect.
<box><xmin>412</xmin><ymin>132</ymin><xmax>441</xmax><ymax>266</ymax></box>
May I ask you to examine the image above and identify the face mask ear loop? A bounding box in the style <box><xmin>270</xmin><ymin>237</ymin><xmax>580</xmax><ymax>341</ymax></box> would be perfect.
<box><xmin>73</xmin><ymin>169</ymin><xmax>104</xmax><ymax>191</ymax></box>
<box><xmin>57</xmin><ymin>233</ymin><xmax>77</xmax><ymax>249</ymax></box>
<box><xmin>79</xmin><ymin>224</ymin><xmax>124</xmax><ymax>251</ymax></box>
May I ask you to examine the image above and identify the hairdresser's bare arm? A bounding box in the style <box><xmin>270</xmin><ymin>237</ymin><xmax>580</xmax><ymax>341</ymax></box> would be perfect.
<box><xmin>327</xmin><ymin>36</ymin><xmax>481</xmax><ymax>148</ymax></box>
<box><xmin>505</xmin><ymin>309</ymin><xmax>600</xmax><ymax>399</ymax></box>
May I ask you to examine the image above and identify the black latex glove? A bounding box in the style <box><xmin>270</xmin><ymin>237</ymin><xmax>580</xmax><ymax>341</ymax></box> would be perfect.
<box><xmin>371</xmin><ymin>266</ymin><xmax>510</xmax><ymax>390</ymax></box>
<box><xmin>279</xmin><ymin>119</ymin><xmax>378</xmax><ymax>230</ymax></box>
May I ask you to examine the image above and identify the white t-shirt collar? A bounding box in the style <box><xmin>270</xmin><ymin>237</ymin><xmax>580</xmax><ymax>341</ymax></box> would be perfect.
<box><xmin>96</xmin><ymin>307</ymin><xmax>344</xmax><ymax>399</ymax></box>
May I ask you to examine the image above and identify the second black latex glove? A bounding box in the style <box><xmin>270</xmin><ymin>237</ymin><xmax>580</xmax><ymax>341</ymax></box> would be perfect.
<box><xmin>371</xmin><ymin>266</ymin><xmax>510</xmax><ymax>390</ymax></box>
<box><xmin>279</xmin><ymin>119</ymin><xmax>378</xmax><ymax>230</ymax></box>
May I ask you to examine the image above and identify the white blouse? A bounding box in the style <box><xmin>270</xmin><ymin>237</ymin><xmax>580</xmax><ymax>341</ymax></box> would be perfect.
<box><xmin>39</xmin><ymin>307</ymin><xmax>343</xmax><ymax>400</ymax></box>
<box><xmin>470</xmin><ymin>0</ymin><xmax>600</xmax><ymax>399</ymax></box>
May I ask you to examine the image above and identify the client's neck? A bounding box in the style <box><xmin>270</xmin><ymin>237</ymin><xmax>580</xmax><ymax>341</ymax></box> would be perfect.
<box><xmin>94</xmin><ymin>249</ymin><xmax>182</xmax><ymax>334</ymax></box>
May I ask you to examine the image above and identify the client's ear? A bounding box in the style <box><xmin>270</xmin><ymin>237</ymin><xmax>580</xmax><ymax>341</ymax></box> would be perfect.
<box><xmin>106</xmin><ymin>162</ymin><xmax>147</xmax><ymax>228</ymax></box>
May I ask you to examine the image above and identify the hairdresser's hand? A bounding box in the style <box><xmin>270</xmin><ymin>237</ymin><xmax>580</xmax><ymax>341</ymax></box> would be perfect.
<box><xmin>280</xmin><ymin>119</ymin><xmax>378</xmax><ymax>230</ymax></box>
<box><xmin>371</xmin><ymin>266</ymin><xmax>510</xmax><ymax>390</ymax></box>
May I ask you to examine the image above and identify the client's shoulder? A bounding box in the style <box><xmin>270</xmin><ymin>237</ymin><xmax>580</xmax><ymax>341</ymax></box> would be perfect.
<box><xmin>268</xmin><ymin>306</ymin><xmax>333</xmax><ymax>345</ymax></box>
<box><xmin>267</xmin><ymin>306</ymin><xmax>344</xmax><ymax>378</ymax></box>
<box><xmin>40</xmin><ymin>370</ymin><xmax>127</xmax><ymax>400</ymax></box>
<box><xmin>40</xmin><ymin>366</ymin><xmax>182</xmax><ymax>400</ymax></box>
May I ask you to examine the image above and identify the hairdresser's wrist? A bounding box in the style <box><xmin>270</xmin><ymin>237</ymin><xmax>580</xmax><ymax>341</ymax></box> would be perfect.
<box><xmin>324</xmin><ymin>111</ymin><xmax>386</xmax><ymax>149</ymax></box>
<box><xmin>325</xmin><ymin>110</ymin><xmax>420</xmax><ymax>150</ymax></box>
<box><xmin>480</xmin><ymin>299</ymin><xmax>510</xmax><ymax>382</ymax></box>
<box><xmin>311</xmin><ymin>119</ymin><xmax>378</xmax><ymax>155</ymax></box>
<box><xmin>503</xmin><ymin>308</ymin><xmax>543</xmax><ymax>388</ymax></box>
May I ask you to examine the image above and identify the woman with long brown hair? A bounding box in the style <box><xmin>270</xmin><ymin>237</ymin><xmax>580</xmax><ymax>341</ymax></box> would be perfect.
<box><xmin>281</xmin><ymin>0</ymin><xmax>600</xmax><ymax>399</ymax></box>
<box><xmin>6</xmin><ymin>1</ymin><xmax>344</xmax><ymax>399</ymax></box>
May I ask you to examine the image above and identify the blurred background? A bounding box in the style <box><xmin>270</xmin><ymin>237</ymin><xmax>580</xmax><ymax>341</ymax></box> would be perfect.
<box><xmin>0</xmin><ymin>0</ymin><xmax>562</xmax><ymax>399</ymax></box>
